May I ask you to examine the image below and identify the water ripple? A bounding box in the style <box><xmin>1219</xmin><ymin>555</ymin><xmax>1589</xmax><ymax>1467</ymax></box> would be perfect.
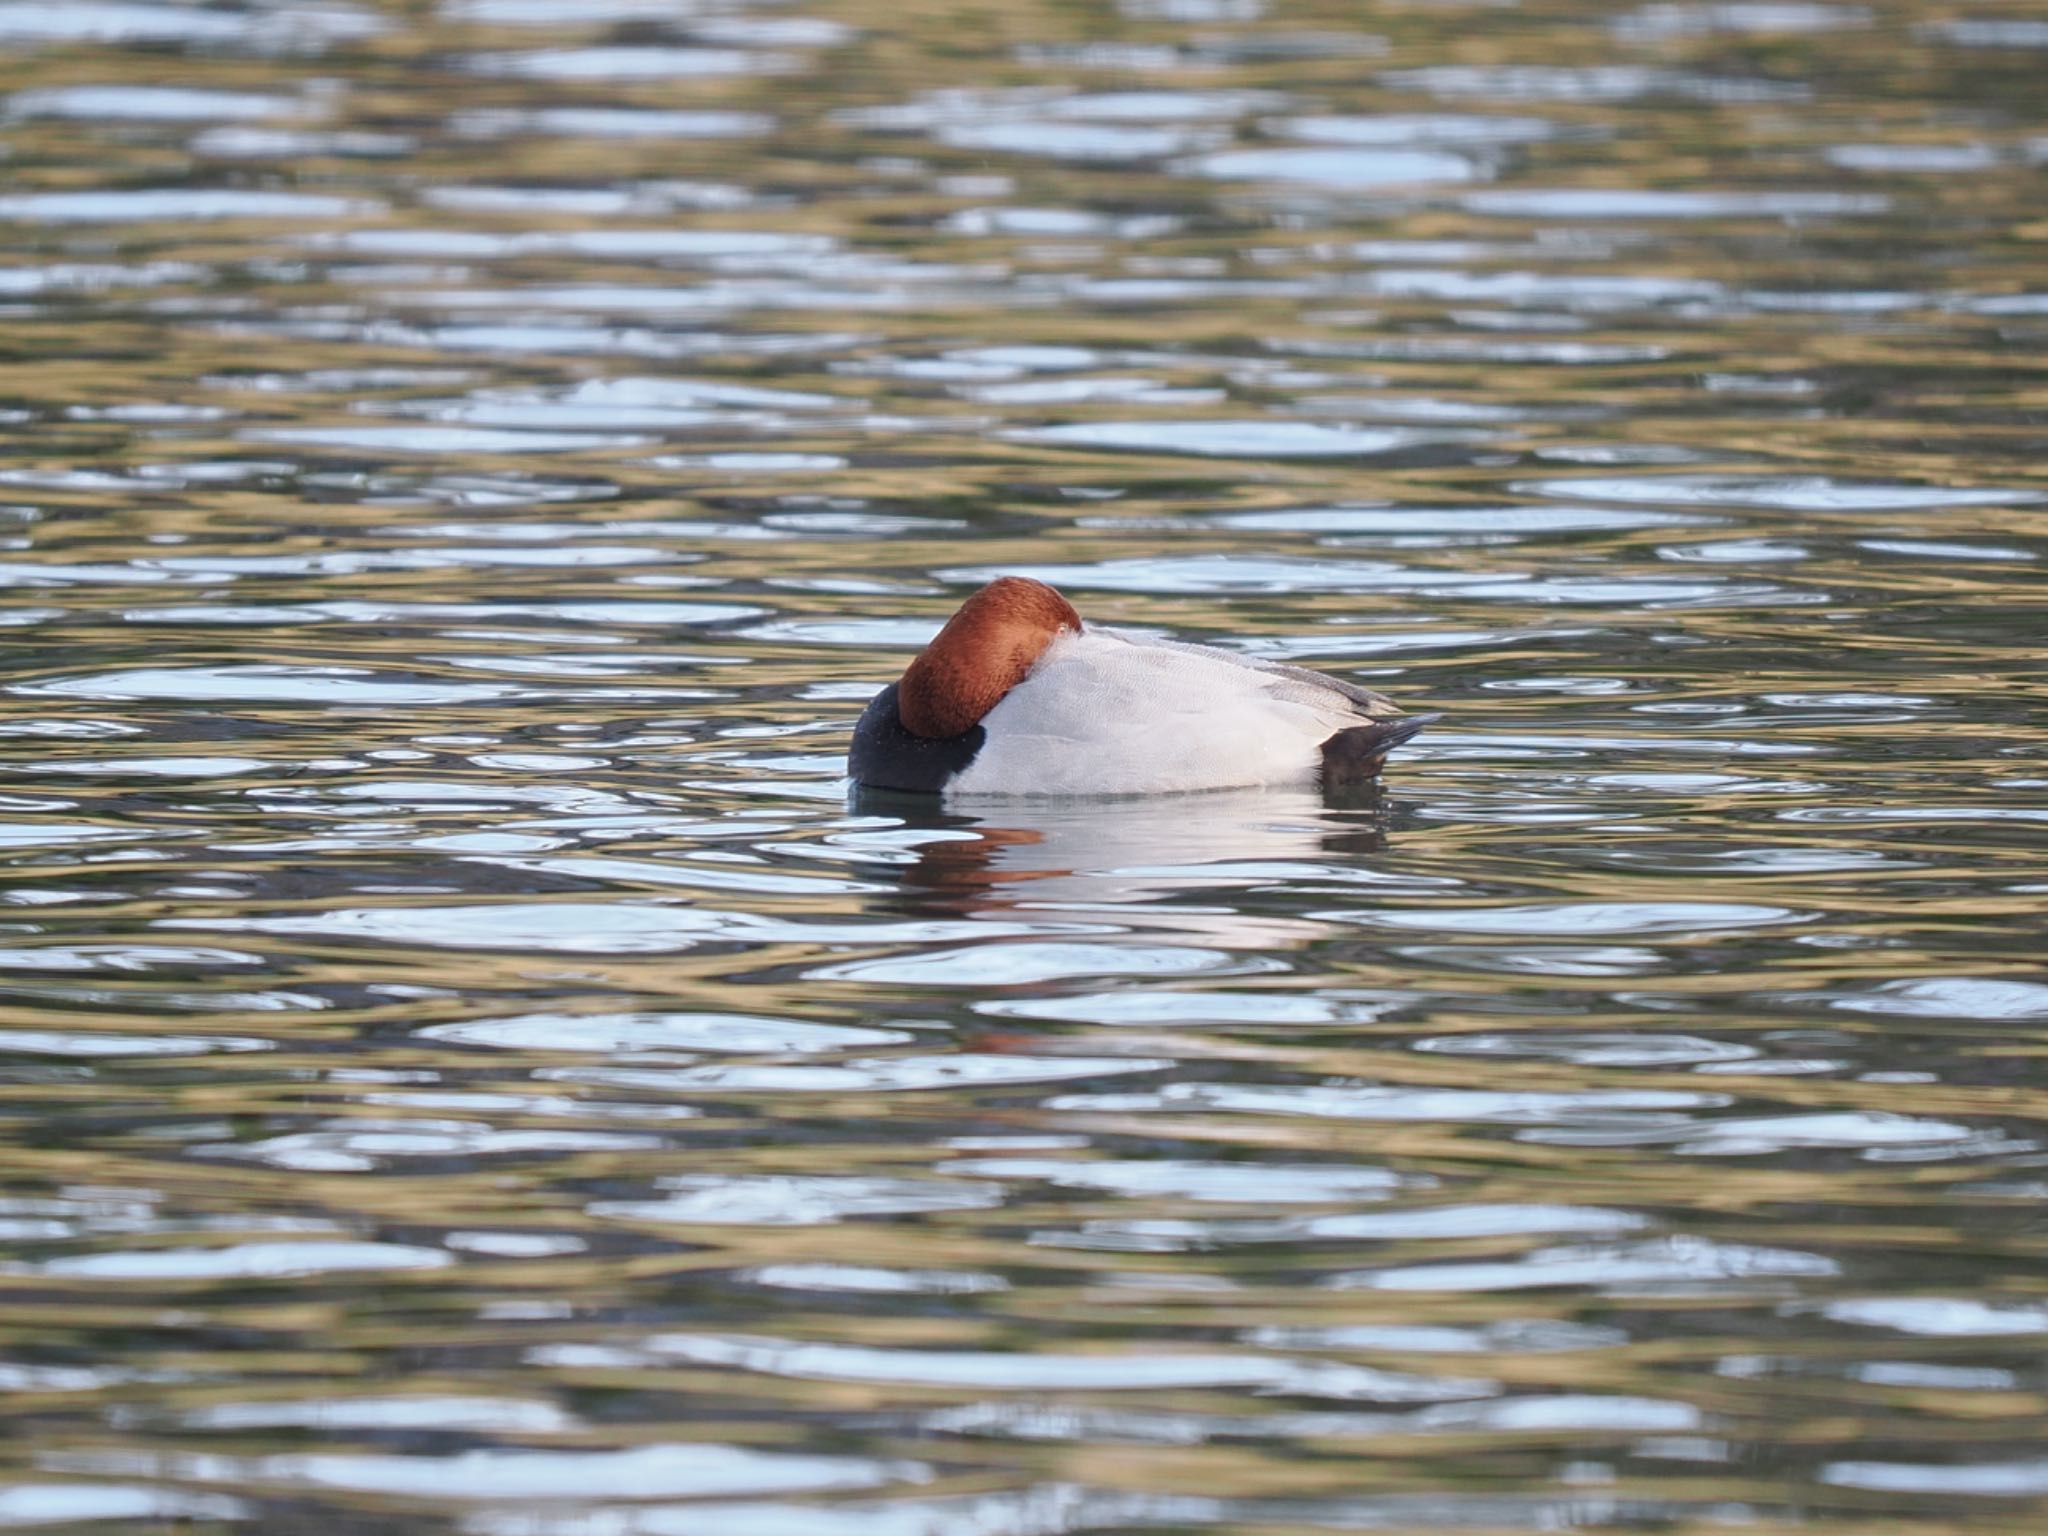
<box><xmin>2</xmin><ymin>0</ymin><xmax>2044</xmax><ymax>1527</ymax></box>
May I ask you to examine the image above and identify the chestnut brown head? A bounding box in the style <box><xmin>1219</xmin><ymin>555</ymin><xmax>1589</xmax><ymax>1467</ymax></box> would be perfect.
<box><xmin>896</xmin><ymin>576</ymin><xmax>1082</xmax><ymax>738</ymax></box>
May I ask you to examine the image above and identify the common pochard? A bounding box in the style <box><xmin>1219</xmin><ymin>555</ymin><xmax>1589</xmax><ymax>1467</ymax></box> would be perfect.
<box><xmin>850</xmin><ymin>576</ymin><xmax>1434</xmax><ymax>796</ymax></box>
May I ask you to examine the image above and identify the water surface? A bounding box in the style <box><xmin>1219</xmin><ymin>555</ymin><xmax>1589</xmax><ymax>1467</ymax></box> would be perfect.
<box><xmin>3</xmin><ymin>0</ymin><xmax>2047</xmax><ymax>1530</ymax></box>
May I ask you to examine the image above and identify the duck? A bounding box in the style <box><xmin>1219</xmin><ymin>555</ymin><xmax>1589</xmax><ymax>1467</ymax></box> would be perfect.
<box><xmin>849</xmin><ymin>576</ymin><xmax>1436</xmax><ymax>796</ymax></box>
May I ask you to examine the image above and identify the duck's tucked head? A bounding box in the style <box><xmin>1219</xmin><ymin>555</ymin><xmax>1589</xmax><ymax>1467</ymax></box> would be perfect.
<box><xmin>897</xmin><ymin>576</ymin><xmax>1082</xmax><ymax>738</ymax></box>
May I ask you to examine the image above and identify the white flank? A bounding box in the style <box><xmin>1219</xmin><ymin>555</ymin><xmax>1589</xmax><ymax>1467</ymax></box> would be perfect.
<box><xmin>948</xmin><ymin>627</ymin><xmax>1391</xmax><ymax>796</ymax></box>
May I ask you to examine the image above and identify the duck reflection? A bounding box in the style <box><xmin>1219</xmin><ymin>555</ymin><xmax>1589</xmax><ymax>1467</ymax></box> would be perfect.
<box><xmin>849</xmin><ymin>785</ymin><xmax>1394</xmax><ymax>946</ymax></box>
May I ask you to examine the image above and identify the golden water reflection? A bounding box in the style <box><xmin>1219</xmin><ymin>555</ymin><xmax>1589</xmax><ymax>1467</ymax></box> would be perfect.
<box><xmin>2</xmin><ymin>0</ymin><xmax>2047</xmax><ymax>1529</ymax></box>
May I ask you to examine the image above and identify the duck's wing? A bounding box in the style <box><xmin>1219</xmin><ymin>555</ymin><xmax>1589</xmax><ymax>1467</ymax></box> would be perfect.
<box><xmin>1148</xmin><ymin>634</ymin><xmax>1429</xmax><ymax>782</ymax></box>
<box><xmin>1133</xmin><ymin>634</ymin><xmax>1404</xmax><ymax>719</ymax></box>
<box><xmin>1164</xmin><ymin>638</ymin><xmax>1436</xmax><ymax>787</ymax></box>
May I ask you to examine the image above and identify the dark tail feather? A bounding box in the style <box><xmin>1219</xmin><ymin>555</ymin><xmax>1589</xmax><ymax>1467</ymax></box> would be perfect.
<box><xmin>1320</xmin><ymin>712</ymin><xmax>1440</xmax><ymax>787</ymax></box>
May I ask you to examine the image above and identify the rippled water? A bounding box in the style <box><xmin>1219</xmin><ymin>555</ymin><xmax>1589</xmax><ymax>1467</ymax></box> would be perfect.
<box><xmin>3</xmin><ymin>0</ymin><xmax>2048</xmax><ymax>1530</ymax></box>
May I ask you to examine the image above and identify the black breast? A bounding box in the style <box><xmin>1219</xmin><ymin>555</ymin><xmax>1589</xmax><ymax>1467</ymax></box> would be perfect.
<box><xmin>848</xmin><ymin>682</ymin><xmax>985</xmax><ymax>793</ymax></box>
